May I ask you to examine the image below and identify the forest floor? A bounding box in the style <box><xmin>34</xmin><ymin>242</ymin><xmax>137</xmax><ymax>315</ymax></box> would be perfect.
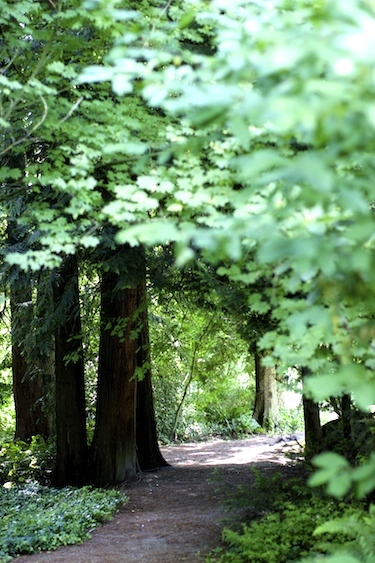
<box><xmin>16</xmin><ymin>434</ymin><xmax>304</xmax><ymax>563</ymax></box>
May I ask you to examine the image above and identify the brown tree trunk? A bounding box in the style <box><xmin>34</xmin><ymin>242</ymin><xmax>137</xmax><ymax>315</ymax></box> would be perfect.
<box><xmin>252</xmin><ymin>352</ymin><xmax>278</xmax><ymax>430</ymax></box>
<box><xmin>53</xmin><ymin>255</ymin><xmax>87</xmax><ymax>486</ymax></box>
<box><xmin>35</xmin><ymin>348</ymin><xmax>56</xmax><ymax>438</ymax></box>
<box><xmin>302</xmin><ymin>367</ymin><xmax>322</xmax><ymax>460</ymax></box>
<box><xmin>91</xmin><ymin>268</ymin><xmax>138</xmax><ymax>486</ymax></box>
<box><xmin>136</xmin><ymin>280</ymin><xmax>168</xmax><ymax>470</ymax></box>
<box><xmin>10</xmin><ymin>274</ymin><xmax>48</xmax><ymax>441</ymax></box>
<box><xmin>34</xmin><ymin>273</ymin><xmax>56</xmax><ymax>438</ymax></box>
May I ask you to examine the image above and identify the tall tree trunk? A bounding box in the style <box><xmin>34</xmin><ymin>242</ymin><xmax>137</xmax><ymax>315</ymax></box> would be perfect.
<box><xmin>34</xmin><ymin>272</ymin><xmax>56</xmax><ymax>438</ymax></box>
<box><xmin>8</xmin><ymin>199</ymin><xmax>49</xmax><ymax>441</ymax></box>
<box><xmin>252</xmin><ymin>351</ymin><xmax>278</xmax><ymax>430</ymax></box>
<box><xmin>136</xmin><ymin>280</ymin><xmax>168</xmax><ymax>470</ymax></box>
<box><xmin>53</xmin><ymin>255</ymin><xmax>87</xmax><ymax>486</ymax></box>
<box><xmin>36</xmin><ymin>348</ymin><xmax>55</xmax><ymax>438</ymax></box>
<box><xmin>302</xmin><ymin>367</ymin><xmax>322</xmax><ymax>461</ymax></box>
<box><xmin>341</xmin><ymin>393</ymin><xmax>352</xmax><ymax>443</ymax></box>
<box><xmin>10</xmin><ymin>272</ymin><xmax>47</xmax><ymax>441</ymax></box>
<box><xmin>340</xmin><ymin>394</ymin><xmax>357</xmax><ymax>462</ymax></box>
<box><xmin>91</xmin><ymin>268</ymin><xmax>138</xmax><ymax>486</ymax></box>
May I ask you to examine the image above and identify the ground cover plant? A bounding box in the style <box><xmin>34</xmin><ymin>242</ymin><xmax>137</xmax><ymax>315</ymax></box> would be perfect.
<box><xmin>0</xmin><ymin>438</ymin><xmax>127</xmax><ymax>562</ymax></box>
<box><xmin>0</xmin><ymin>482</ymin><xmax>126</xmax><ymax>562</ymax></box>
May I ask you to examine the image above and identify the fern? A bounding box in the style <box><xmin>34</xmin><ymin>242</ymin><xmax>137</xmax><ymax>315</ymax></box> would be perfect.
<box><xmin>312</xmin><ymin>505</ymin><xmax>375</xmax><ymax>562</ymax></box>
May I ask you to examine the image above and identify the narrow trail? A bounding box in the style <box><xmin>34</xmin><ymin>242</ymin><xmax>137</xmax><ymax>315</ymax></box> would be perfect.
<box><xmin>16</xmin><ymin>436</ymin><xmax>301</xmax><ymax>563</ymax></box>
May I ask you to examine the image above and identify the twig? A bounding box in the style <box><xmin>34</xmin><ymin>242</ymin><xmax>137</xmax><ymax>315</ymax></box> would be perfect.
<box><xmin>58</xmin><ymin>96</ymin><xmax>84</xmax><ymax>125</ymax></box>
<box><xmin>0</xmin><ymin>95</ymin><xmax>48</xmax><ymax>157</ymax></box>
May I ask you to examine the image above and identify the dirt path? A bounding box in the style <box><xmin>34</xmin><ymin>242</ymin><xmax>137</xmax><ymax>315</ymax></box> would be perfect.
<box><xmin>16</xmin><ymin>435</ymin><xmax>302</xmax><ymax>563</ymax></box>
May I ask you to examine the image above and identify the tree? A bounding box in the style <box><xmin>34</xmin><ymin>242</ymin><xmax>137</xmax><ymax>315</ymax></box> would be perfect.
<box><xmin>1</xmin><ymin>0</ymin><xmax>168</xmax><ymax>485</ymax></box>
<box><xmin>9</xmin><ymin>272</ymin><xmax>46</xmax><ymax>441</ymax></box>
<box><xmin>301</xmin><ymin>368</ymin><xmax>323</xmax><ymax>461</ymax></box>
<box><xmin>252</xmin><ymin>352</ymin><xmax>278</xmax><ymax>431</ymax></box>
<box><xmin>136</xmin><ymin>278</ymin><xmax>168</xmax><ymax>471</ymax></box>
<box><xmin>91</xmin><ymin>244</ymin><xmax>167</xmax><ymax>485</ymax></box>
<box><xmin>148</xmin><ymin>253</ymin><xmax>256</xmax><ymax>441</ymax></box>
<box><xmin>182</xmin><ymin>259</ymin><xmax>281</xmax><ymax>431</ymax></box>
<box><xmin>4</xmin><ymin>0</ymin><xmax>375</xmax><ymax>498</ymax></box>
<box><xmin>53</xmin><ymin>255</ymin><xmax>87</xmax><ymax>486</ymax></box>
<box><xmin>7</xmin><ymin>197</ymin><xmax>51</xmax><ymax>441</ymax></box>
<box><xmin>91</xmin><ymin>267</ymin><xmax>138</xmax><ymax>485</ymax></box>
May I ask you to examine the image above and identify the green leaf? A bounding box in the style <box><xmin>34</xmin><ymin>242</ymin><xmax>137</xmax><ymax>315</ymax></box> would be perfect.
<box><xmin>111</xmin><ymin>74</ymin><xmax>133</xmax><ymax>96</ymax></box>
<box><xmin>115</xmin><ymin>221</ymin><xmax>179</xmax><ymax>246</ymax></box>
<box><xmin>77</xmin><ymin>65</ymin><xmax>114</xmax><ymax>83</ymax></box>
<box><xmin>312</xmin><ymin>555</ymin><xmax>361</xmax><ymax>563</ymax></box>
<box><xmin>312</xmin><ymin>451</ymin><xmax>350</xmax><ymax>471</ymax></box>
<box><xmin>309</xmin><ymin>452</ymin><xmax>351</xmax><ymax>496</ymax></box>
<box><xmin>352</xmin><ymin>455</ymin><xmax>375</xmax><ymax>498</ymax></box>
<box><xmin>103</xmin><ymin>142</ymin><xmax>147</xmax><ymax>155</ymax></box>
<box><xmin>80</xmin><ymin>235</ymin><xmax>100</xmax><ymax>248</ymax></box>
<box><xmin>304</xmin><ymin>374</ymin><xmax>346</xmax><ymax>402</ymax></box>
<box><xmin>230</xmin><ymin>116</ymin><xmax>250</xmax><ymax>148</ymax></box>
<box><xmin>327</xmin><ymin>472</ymin><xmax>352</xmax><ymax>498</ymax></box>
<box><xmin>179</xmin><ymin>8</ymin><xmax>196</xmax><ymax>29</ymax></box>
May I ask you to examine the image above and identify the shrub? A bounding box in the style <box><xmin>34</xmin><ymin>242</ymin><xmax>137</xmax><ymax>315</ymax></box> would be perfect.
<box><xmin>0</xmin><ymin>435</ymin><xmax>56</xmax><ymax>486</ymax></box>
<box><xmin>275</xmin><ymin>406</ymin><xmax>305</xmax><ymax>435</ymax></box>
<box><xmin>206</xmin><ymin>468</ymin><xmax>365</xmax><ymax>563</ymax></box>
<box><xmin>206</xmin><ymin>496</ymin><xmax>363</xmax><ymax>563</ymax></box>
<box><xmin>0</xmin><ymin>402</ymin><xmax>15</xmax><ymax>443</ymax></box>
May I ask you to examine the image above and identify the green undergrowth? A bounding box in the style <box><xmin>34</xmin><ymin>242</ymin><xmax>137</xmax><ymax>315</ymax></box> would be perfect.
<box><xmin>206</xmin><ymin>467</ymin><xmax>367</xmax><ymax>563</ymax></box>
<box><xmin>0</xmin><ymin>481</ymin><xmax>127</xmax><ymax>562</ymax></box>
<box><xmin>0</xmin><ymin>435</ymin><xmax>56</xmax><ymax>486</ymax></box>
<box><xmin>0</xmin><ymin>436</ymin><xmax>127</xmax><ymax>562</ymax></box>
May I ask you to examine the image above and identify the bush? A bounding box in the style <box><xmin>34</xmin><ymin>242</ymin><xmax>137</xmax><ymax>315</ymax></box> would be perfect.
<box><xmin>0</xmin><ymin>482</ymin><xmax>127</xmax><ymax>562</ymax></box>
<box><xmin>206</xmin><ymin>468</ymin><xmax>365</xmax><ymax>563</ymax></box>
<box><xmin>0</xmin><ymin>402</ymin><xmax>14</xmax><ymax>442</ymax></box>
<box><xmin>0</xmin><ymin>435</ymin><xmax>56</xmax><ymax>486</ymax></box>
<box><xmin>214</xmin><ymin>498</ymin><xmax>359</xmax><ymax>563</ymax></box>
<box><xmin>205</xmin><ymin>415</ymin><xmax>263</xmax><ymax>440</ymax></box>
<box><xmin>275</xmin><ymin>406</ymin><xmax>305</xmax><ymax>435</ymax></box>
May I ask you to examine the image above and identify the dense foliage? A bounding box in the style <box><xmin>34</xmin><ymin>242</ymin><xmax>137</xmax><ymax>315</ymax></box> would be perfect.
<box><xmin>206</xmin><ymin>470</ymin><xmax>368</xmax><ymax>563</ymax></box>
<box><xmin>2</xmin><ymin>0</ymin><xmax>375</xmax><ymax>559</ymax></box>
<box><xmin>0</xmin><ymin>435</ymin><xmax>55</xmax><ymax>486</ymax></box>
<box><xmin>149</xmin><ymin>287</ymin><xmax>259</xmax><ymax>441</ymax></box>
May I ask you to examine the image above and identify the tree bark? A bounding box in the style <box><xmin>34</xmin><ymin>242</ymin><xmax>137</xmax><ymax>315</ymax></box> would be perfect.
<box><xmin>136</xmin><ymin>281</ymin><xmax>168</xmax><ymax>470</ymax></box>
<box><xmin>35</xmin><ymin>347</ymin><xmax>55</xmax><ymax>438</ymax></box>
<box><xmin>10</xmin><ymin>273</ymin><xmax>48</xmax><ymax>441</ymax></box>
<box><xmin>252</xmin><ymin>352</ymin><xmax>278</xmax><ymax>430</ymax></box>
<box><xmin>53</xmin><ymin>255</ymin><xmax>87</xmax><ymax>486</ymax></box>
<box><xmin>302</xmin><ymin>367</ymin><xmax>322</xmax><ymax>460</ymax></box>
<box><xmin>91</xmin><ymin>268</ymin><xmax>138</xmax><ymax>486</ymax></box>
<box><xmin>34</xmin><ymin>272</ymin><xmax>56</xmax><ymax>438</ymax></box>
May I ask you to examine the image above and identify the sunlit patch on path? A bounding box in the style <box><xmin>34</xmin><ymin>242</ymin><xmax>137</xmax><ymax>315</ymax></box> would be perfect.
<box><xmin>163</xmin><ymin>435</ymin><xmax>302</xmax><ymax>467</ymax></box>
